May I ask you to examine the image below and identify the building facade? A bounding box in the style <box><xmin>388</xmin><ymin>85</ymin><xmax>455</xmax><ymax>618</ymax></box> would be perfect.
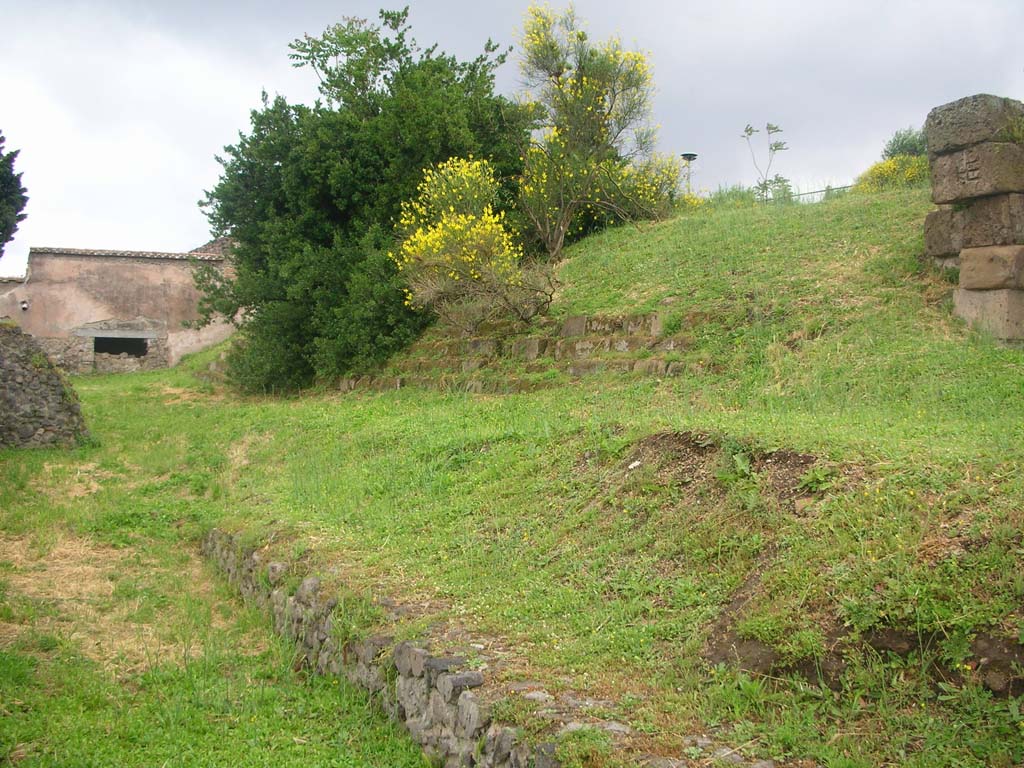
<box><xmin>0</xmin><ymin>240</ymin><xmax>234</xmax><ymax>373</ymax></box>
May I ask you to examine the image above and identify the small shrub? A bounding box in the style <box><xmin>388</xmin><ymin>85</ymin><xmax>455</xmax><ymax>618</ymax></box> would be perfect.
<box><xmin>853</xmin><ymin>155</ymin><xmax>930</xmax><ymax>193</ymax></box>
<box><xmin>392</xmin><ymin>157</ymin><xmax>555</xmax><ymax>333</ymax></box>
<box><xmin>882</xmin><ymin>126</ymin><xmax>927</xmax><ymax>159</ymax></box>
<box><xmin>998</xmin><ymin>115</ymin><xmax>1024</xmax><ymax>145</ymax></box>
<box><xmin>742</xmin><ymin>122</ymin><xmax>790</xmax><ymax>203</ymax></box>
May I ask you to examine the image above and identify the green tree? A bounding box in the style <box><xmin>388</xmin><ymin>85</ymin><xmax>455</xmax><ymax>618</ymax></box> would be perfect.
<box><xmin>0</xmin><ymin>131</ymin><xmax>28</xmax><ymax>259</ymax></box>
<box><xmin>198</xmin><ymin>9</ymin><xmax>530</xmax><ymax>392</ymax></box>
<box><xmin>517</xmin><ymin>4</ymin><xmax>678</xmax><ymax>258</ymax></box>
<box><xmin>882</xmin><ymin>126</ymin><xmax>927</xmax><ymax>159</ymax></box>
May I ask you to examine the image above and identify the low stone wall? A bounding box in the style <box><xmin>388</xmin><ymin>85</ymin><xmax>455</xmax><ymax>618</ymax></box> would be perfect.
<box><xmin>34</xmin><ymin>336</ymin><xmax>93</xmax><ymax>373</ymax></box>
<box><xmin>0</xmin><ymin>324</ymin><xmax>89</xmax><ymax>448</ymax></box>
<box><xmin>201</xmin><ymin>529</ymin><xmax>558</xmax><ymax>768</ymax></box>
<box><xmin>94</xmin><ymin>338</ymin><xmax>170</xmax><ymax>373</ymax></box>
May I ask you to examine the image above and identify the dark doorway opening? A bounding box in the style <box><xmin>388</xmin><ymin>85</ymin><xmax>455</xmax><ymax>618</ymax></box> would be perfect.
<box><xmin>94</xmin><ymin>337</ymin><xmax>148</xmax><ymax>357</ymax></box>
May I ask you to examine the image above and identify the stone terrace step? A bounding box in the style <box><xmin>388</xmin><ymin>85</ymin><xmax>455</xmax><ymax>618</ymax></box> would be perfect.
<box><xmin>556</xmin><ymin>313</ymin><xmax>663</xmax><ymax>338</ymax></box>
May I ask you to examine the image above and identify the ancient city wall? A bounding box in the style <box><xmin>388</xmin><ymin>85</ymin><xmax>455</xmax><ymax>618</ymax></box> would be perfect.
<box><xmin>924</xmin><ymin>94</ymin><xmax>1024</xmax><ymax>340</ymax></box>
<box><xmin>0</xmin><ymin>324</ymin><xmax>89</xmax><ymax>448</ymax></box>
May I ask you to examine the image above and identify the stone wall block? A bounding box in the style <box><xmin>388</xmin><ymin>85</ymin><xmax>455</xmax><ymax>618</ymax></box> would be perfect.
<box><xmin>924</xmin><ymin>205</ymin><xmax>965</xmax><ymax>258</ymax></box>
<box><xmin>509</xmin><ymin>743</ymin><xmax>533</xmax><ymax>768</ymax></box>
<box><xmin>394</xmin><ymin>641</ymin><xmax>430</xmax><ymax>677</ymax></box>
<box><xmin>437</xmin><ymin>671</ymin><xmax>484</xmax><ymax>704</ymax></box>
<box><xmin>456</xmin><ymin>691</ymin><xmax>491</xmax><ymax>739</ymax></box>
<box><xmin>533</xmin><ymin>743</ymin><xmax>559</xmax><ymax>768</ymax></box>
<box><xmin>266</xmin><ymin>561</ymin><xmax>287</xmax><ymax>585</ymax></box>
<box><xmin>634</xmin><ymin>358</ymin><xmax>668</xmax><ymax>376</ymax></box>
<box><xmin>559</xmin><ymin>316</ymin><xmax>588</xmax><ymax>337</ymax></box>
<box><xmin>925</xmin><ymin>94</ymin><xmax>1024</xmax><ymax>157</ymax></box>
<box><xmin>959</xmin><ymin>246</ymin><xmax>1024</xmax><ymax>289</ymax></box>
<box><xmin>294</xmin><ymin>576</ymin><xmax>320</xmax><ymax>605</ymax></box>
<box><xmin>954</xmin><ymin>288</ymin><xmax>1024</xmax><ymax>339</ymax></box>
<box><xmin>398</xmin><ymin>675</ymin><xmax>431</xmax><ymax>719</ymax></box>
<box><xmin>425</xmin><ymin>655</ymin><xmax>466</xmax><ymax>685</ymax></box>
<box><xmin>354</xmin><ymin>634</ymin><xmax>394</xmax><ymax>666</ymax></box>
<box><xmin>585</xmin><ymin>315</ymin><xmax>622</xmax><ymax>334</ymax></box>
<box><xmin>484</xmin><ymin>725</ymin><xmax>519</xmax><ymax>766</ymax></box>
<box><xmin>961</xmin><ymin>193</ymin><xmax>1024</xmax><ymax>248</ymax></box>
<box><xmin>429</xmin><ymin>689</ymin><xmax>457</xmax><ymax>730</ymax></box>
<box><xmin>930</xmin><ymin>143</ymin><xmax>1024</xmax><ymax>204</ymax></box>
<box><xmin>510</xmin><ymin>337</ymin><xmax>549</xmax><ymax>360</ymax></box>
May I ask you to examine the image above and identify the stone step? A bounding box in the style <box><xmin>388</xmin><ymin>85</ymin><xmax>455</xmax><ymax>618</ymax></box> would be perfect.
<box><xmin>401</xmin><ymin>331</ymin><xmax>688</xmax><ymax>364</ymax></box>
<box><xmin>556</xmin><ymin>313</ymin><xmax>663</xmax><ymax>338</ymax></box>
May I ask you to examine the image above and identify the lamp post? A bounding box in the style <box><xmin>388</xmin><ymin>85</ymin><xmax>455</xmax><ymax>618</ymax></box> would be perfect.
<box><xmin>680</xmin><ymin>153</ymin><xmax>698</xmax><ymax>195</ymax></box>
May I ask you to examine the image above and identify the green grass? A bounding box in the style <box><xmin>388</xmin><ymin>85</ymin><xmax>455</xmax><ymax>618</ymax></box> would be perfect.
<box><xmin>2</xmin><ymin>187</ymin><xmax>1023</xmax><ymax>766</ymax></box>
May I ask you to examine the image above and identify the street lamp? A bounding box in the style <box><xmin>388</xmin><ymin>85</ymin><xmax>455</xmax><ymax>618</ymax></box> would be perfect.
<box><xmin>680</xmin><ymin>153</ymin><xmax>698</xmax><ymax>194</ymax></box>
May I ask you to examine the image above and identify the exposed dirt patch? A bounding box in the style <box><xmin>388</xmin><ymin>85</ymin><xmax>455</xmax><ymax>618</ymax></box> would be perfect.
<box><xmin>33</xmin><ymin>462</ymin><xmax>116</xmax><ymax>500</ymax></box>
<box><xmin>227</xmin><ymin>432</ymin><xmax>272</xmax><ymax>485</ymax></box>
<box><xmin>611</xmin><ymin>432</ymin><xmax>1023</xmax><ymax>697</ymax></box>
<box><xmin>753</xmin><ymin>449</ymin><xmax>818</xmax><ymax>505</ymax></box>
<box><xmin>0</xmin><ymin>534</ymin><xmax>262</xmax><ymax>674</ymax></box>
<box><xmin>618</xmin><ymin>431</ymin><xmax>821</xmax><ymax>513</ymax></box>
<box><xmin>161</xmin><ymin>386</ymin><xmax>224</xmax><ymax>405</ymax></box>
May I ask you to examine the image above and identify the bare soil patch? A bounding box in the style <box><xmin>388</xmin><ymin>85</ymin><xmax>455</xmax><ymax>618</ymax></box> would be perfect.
<box><xmin>0</xmin><ymin>533</ymin><xmax>262</xmax><ymax>674</ymax></box>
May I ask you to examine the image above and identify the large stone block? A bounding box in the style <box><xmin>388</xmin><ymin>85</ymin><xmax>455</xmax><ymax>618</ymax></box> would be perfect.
<box><xmin>930</xmin><ymin>143</ymin><xmax>1024</xmax><ymax>204</ymax></box>
<box><xmin>953</xmin><ymin>288</ymin><xmax>1024</xmax><ymax>339</ymax></box>
<box><xmin>923</xmin><ymin>205</ymin><xmax>964</xmax><ymax>258</ymax></box>
<box><xmin>961</xmin><ymin>193</ymin><xmax>1024</xmax><ymax>248</ymax></box>
<box><xmin>925</xmin><ymin>93</ymin><xmax>1024</xmax><ymax>156</ymax></box>
<box><xmin>959</xmin><ymin>246</ymin><xmax>1024</xmax><ymax>289</ymax></box>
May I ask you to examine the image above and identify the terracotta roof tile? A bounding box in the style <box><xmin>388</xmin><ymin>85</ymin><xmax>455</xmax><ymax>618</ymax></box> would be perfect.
<box><xmin>189</xmin><ymin>236</ymin><xmax>236</xmax><ymax>257</ymax></box>
<box><xmin>29</xmin><ymin>246</ymin><xmax>224</xmax><ymax>262</ymax></box>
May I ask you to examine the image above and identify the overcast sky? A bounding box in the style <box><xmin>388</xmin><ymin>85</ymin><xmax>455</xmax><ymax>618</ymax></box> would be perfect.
<box><xmin>2</xmin><ymin>0</ymin><xmax>1022</xmax><ymax>276</ymax></box>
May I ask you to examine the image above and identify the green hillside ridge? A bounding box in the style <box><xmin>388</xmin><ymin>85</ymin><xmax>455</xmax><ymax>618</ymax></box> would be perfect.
<box><xmin>3</xmin><ymin>187</ymin><xmax>1023</xmax><ymax>767</ymax></box>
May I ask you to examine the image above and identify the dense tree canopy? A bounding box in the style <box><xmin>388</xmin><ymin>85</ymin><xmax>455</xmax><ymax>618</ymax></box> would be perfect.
<box><xmin>198</xmin><ymin>9</ymin><xmax>530</xmax><ymax>391</ymax></box>
<box><xmin>0</xmin><ymin>131</ymin><xmax>28</xmax><ymax>260</ymax></box>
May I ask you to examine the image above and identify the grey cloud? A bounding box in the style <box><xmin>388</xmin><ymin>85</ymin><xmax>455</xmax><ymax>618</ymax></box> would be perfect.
<box><xmin>1</xmin><ymin>0</ymin><xmax>1021</xmax><ymax>275</ymax></box>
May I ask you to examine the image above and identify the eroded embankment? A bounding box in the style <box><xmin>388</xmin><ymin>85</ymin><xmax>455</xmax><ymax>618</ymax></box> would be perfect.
<box><xmin>203</xmin><ymin>527</ymin><xmax>792</xmax><ymax>768</ymax></box>
<box><xmin>202</xmin><ymin>430</ymin><xmax>1024</xmax><ymax>767</ymax></box>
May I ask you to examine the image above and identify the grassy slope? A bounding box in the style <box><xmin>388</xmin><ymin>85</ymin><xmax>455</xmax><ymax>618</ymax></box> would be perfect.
<box><xmin>2</xmin><ymin>188</ymin><xmax>1023</xmax><ymax>767</ymax></box>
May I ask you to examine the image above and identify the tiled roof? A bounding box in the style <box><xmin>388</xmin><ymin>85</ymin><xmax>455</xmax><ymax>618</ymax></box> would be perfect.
<box><xmin>30</xmin><ymin>246</ymin><xmax>224</xmax><ymax>262</ymax></box>
<box><xmin>189</xmin><ymin>236</ymin><xmax>236</xmax><ymax>257</ymax></box>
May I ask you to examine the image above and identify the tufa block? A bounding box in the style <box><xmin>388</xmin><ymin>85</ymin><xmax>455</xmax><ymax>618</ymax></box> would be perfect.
<box><xmin>925</xmin><ymin>93</ymin><xmax>1024</xmax><ymax>157</ymax></box>
<box><xmin>960</xmin><ymin>193</ymin><xmax>1024</xmax><ymax>248</ymax></box>
<box><xmin>953</xmin><ymin>288</ymin><xmax>1024</xmax><ymax>339</ymax></box>
<box><xmin>930</xmin><ymin>143</ymin><xmax>1024</xmax><ymax>204</ymax></box>
<box><xmin>924</xmin><ymin>205</ymin><xmax>964</xmax><ymax>258</ymax></box>
<box><xmin>959</xmin><ymin>246</ymin><xmax>1024</xmax><ymax>290</ymax></box>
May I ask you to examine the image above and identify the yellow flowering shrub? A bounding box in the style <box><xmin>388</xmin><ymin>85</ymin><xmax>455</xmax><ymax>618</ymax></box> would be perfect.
<box><xmin>391</xmin><ymin>157</ymin><xmax>555</xmax><ymax>331</ymax></box>
<box><xmin>518</xmin><ymin>4</ymin><xmax>678</xmax><ymax>257</ymax></box>
<box><xmin>853</xmin><ymin>155</ymin><xmax>930</xmax><ymax>193</ymax></box>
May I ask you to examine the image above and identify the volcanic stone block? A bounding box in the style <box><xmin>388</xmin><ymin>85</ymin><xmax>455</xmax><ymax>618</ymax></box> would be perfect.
<box><xmin>953</xmin><ymin>288</ymin><xmax>1024</xmax><ymax>339</ymax></box>
<box><xmin>930</xmin><ymin>143</ymin><xmax>1024</xmax><ymax>204</ymax></box>
<box><xmin>959</xmin><ymin>246</ymin><xmax>1024</xmax><ymax>289</ymax></box>
<box><xmin>925</xmin><ymin>93</ymin><xmax>1024</xmax><ymax>157</ymax></box>
<box><xmin>436</xmin><ymin>671</ymin><xmax>484</xmax><ymax>704</ymax></box>
<box><xmin>560</xmin><ymin>315</ymin><xmax>588</xmax><ymax>337</ymax></box>
<box><xmin>924</xmin><ymin>205</ymin><xmax>964</xmax><ymax>258</ymax></box>
<box><xmin>961</xmin><ymin>193</ymin><xmax>1024</xmax><ymax>248</ymax></box>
